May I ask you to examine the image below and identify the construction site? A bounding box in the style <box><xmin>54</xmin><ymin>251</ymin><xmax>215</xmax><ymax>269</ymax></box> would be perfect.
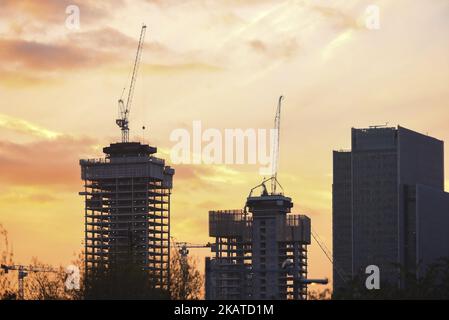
<box><xmin>80</xmin><ymin>143</ymin><xmax>174</xmax><ymax>290</ymax></box>
<box><xmin>206</xmin><ymin>199</ymin><xmax>312</xmax><ymax>299</ymax></box>
<box><xmin>78</xmin><ymin>26</ymin><xmax>327</xmax><ymax>300</ymax></box>
<box><xmin>0</xmin><ymin>26</ymin><xmax>333</xmax><ymax>301</ymax></box>
<box><xmin>205</xmin><ymin>97</ymin><xmax>328</xmax><ymax>300</ymax></box>
<box><xmin>78</xmin><ymin>25</ymin><xmax>174</xmax><ymax>292</ymax></box>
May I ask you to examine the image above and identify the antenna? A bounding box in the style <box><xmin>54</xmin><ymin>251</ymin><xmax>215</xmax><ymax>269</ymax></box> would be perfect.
<box><xmin>116</xmin><ymin>24</ymin><xmax>147</xmax><ymax>143</ymax></box>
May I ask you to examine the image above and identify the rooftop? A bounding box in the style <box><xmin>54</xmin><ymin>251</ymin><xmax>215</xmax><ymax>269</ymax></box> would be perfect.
<box><xmin>103</xmin><ymin>142</ymin><xmax>157</xmax><ymax>158</ymax></box>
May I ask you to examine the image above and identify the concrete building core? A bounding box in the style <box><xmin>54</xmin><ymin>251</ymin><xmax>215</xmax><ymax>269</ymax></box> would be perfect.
<box><xmin>80</xmin><ymin>142</ymin><xmax>174</xmax><ymax>290</ymax></box>
<box><xmin>206</xmin><ymin>193</ymin><xmax>311</xmax><ymax>300</ymax></box>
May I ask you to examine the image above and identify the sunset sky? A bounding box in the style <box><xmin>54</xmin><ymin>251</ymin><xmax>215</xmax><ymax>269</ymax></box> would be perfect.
<box><xmin>1</xmin><ymin>0</ymin><xmax>449</xmax><ymax>289</ymax></box>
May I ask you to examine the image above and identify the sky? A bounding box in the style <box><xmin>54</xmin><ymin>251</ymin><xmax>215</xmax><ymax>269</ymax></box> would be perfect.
<box><xmin>1</xmin><ymin>0</ymin><xmax>449</xmax><ymax>290</ymax></box>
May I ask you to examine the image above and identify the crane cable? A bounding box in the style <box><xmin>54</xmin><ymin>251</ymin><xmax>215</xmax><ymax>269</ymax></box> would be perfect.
<box><xmin>311</xmin><ymin>228</ymin><xmax>347</xmax><ymax>283</ymax></box>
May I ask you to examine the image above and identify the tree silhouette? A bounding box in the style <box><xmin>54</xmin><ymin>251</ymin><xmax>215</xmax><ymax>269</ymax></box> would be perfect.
<box><xmin>169</xmin><ymin>247</ymin><xmax>203</xmax><ymax>300</ymax></box>
<box><xmin>308</xmin><ymin>288</ymin><xmax>332</xmax><ymax>300</ymax></box>
<box><xmin>0</xmin><ymin>224</ymin><xmax>16</xmax><ymax>299</ymax></box>
<box><xmin>333</xmin><ymin>259</ymin><xmax>449</xmax><ymax>299</ymax></box>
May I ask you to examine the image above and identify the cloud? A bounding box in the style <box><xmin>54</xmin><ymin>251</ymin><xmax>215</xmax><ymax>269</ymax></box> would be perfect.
<box><xmin>247</xmin><ymin>38</ymin><xmax>300</xmax><ymax>60</ymax></box>
<box><xmin>321</xmin><ymin>29</ymin><xmax>354</xmax><ymax>61</ymax></box>
<box><xmin>0</xmin><ymin>0</ymin><xmax>124</xmax><ymax>24</ymax></box>
<box><xmin>145</xmin><ymin>0</ymin><xmax>275</xmax><ymax>8</ymax></box>
<box><xmin>0</xmin><ymin>135</ymin><xmax>98</xmax><ymax>187</ymax></box>
<box><xmin>0</xmin><ymin>69</ymin><xmax>52</xmax><ymax>87</ymax></box>
<box><xmin>308</xmin><ymin>4</ymin><xmax>362</xmax><ymax>30</ymax></box>
<box><xmin>0</xmin><ymin>24</ymin><xmax>215</xmax><ymax>85</ymax></box>
<box><xmin>172</xmin><ymin>164</ymin><xmax>246</xmax><ymax>193</ymax></box>
<box><xmin>197</xmin><ymin>200</ymin><xmax>221</xmax><ymax>209</ymax></box>
<box><xmin>141</xmin><ymin>63</ymin><xmax>223</xmax><ymax>75</ymax></box>
<box><xmin>174</xmin><ymin>165</ymin><xmax>215</xmax><ymax>181</ymax></box>
<box><xmin>0</xmin><ymin>188</ymin><xmax>58</xmax><ymax>204</ymax></box>
<box><xmin>67</xmin><ymin>27</ymin><xmax>143</xmax><ymax>51</ymax></box>
<box><xmin>0</xmin><ymin>114</ymin><xmax>60</xmax><ymax>139</ymax></box>
<box><xmin>0</xmin><ymin>38</ymin><xmax>118</xmax><ymax>72</ymax></box>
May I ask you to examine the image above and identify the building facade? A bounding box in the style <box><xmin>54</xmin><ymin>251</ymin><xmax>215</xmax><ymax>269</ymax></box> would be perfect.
<box><xmin>333</xmin><ymin>126</ymin><xmax>449</xmax><ymax>293</ymax></box>
<box><xmin>206</xmin><ymin>192</ymin><xmax>311</xmax><ymax>300</ymax></box>
<box><xmin>80</xmin><ymin>142</ymin><xmax>174</xmax><ymax>291</ymax></box>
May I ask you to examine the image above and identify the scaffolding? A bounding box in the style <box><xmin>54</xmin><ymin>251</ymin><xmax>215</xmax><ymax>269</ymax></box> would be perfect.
<box><xmin>80</xmin><ymin>142</ymin><xmax>174</xmax><ymax>291</ymax></box>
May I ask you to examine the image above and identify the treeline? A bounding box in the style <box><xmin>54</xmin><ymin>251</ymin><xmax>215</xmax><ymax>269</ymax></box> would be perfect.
<box><xmin>0</xmin><ymin>224</ymin><xmax>203</xmax><ymax>300</ymax></box>
<box><xmin>333</xmin><ymin>259</ymin><xmax>449</xmax><ymax>300</ymax></box>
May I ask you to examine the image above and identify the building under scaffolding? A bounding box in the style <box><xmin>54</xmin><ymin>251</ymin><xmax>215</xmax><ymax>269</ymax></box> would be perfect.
<box><xmin>80</xmin><ymin>142</ymin><xmax>174</xmax><ymax>291</ymax></box>
<box><xmin>206</xmin><ymin>192</ymin><xmax>312</xmax><ymax>300</ymax></box>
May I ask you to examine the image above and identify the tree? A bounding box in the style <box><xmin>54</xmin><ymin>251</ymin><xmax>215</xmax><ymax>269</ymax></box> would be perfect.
<box><xmin>169</xmin><ymin>247</ymin><xmax>203</xmax><ymax>300</ymax></box>
<box><xmin>24</xmin><ymin>258</ymin><xmax>68</xmax><ymax>300</ymax></box>
<box><xmin>333</xmin><ymin>259</ymin><xmax>449</xmax><ymax>299</ymax></box>
<box><xmin>307</xmin><ymin>288</ymin><xmax>332</xmax><ymax>300</ymax></box>
<box><xmin>0</xmin><ymin>224</ymin><xmax>86</xmax><ymax>300</ymax></box>
<box><xmin>0</xmin><ymin>224</ymin><xmax>16</xmax><ymax>299</ymax></box>
<box><xmin>83</xmin><ymin>261</ymin><xmax>169</xmax><ymax>300</ymax></box>
<box><xmin>84</xmin><ymin>232</ymin><xmax>169</xmax><ymax>300</ymax></box>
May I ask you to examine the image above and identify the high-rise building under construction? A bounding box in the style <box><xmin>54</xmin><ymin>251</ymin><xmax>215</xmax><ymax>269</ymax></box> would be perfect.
<box><xmin>205</xmin><ymin>96</ymin><xmax>327</xmax><ymax>300</ymax></box>
<box><xmin>79</xmin><ymin>25</ymin><xmax>175</xmax><ymax>292</ymax></box>
<box><xmin>80</xmin><ymin>142</ymin><xmax>174</xmax><ymax>290</ymax></box>
<box><xmin>205</xmin><ymin>189</ymin><xmax>313</xmax><ymax>300</ymax></box>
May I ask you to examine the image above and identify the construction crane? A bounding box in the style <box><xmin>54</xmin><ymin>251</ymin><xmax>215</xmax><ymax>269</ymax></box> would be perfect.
<box><xmin>271</xmin><ymin>95</ymin><xmax>283</xmax><ymax>195</ymax></box>
<box><xmin>170</xmin><ymin>240</ymin><xmax>212</xmax><ymax>299</ymax></box>
<box><xmin>116</xmin><ymin>24</ymin><xmax>147</xmax><ymax>143</ymax></box>
<box><xmin>311</xmin><ymin>228</ymin><xmax>347</xmax><ymax>284</ymax></box>
<box><xmin>173</xmin><ymin>241</ymin><xmax>212</xmax><ymax>258</ymax></box>
<box><xmin>0</xmin><ymin>264</ymin><xmax>56</xmax><ymax>300</ymax></box>
<box><xmin>247</xmin><ymin>96</ymin><xmax>285</xmax><ymax>201</ymax></box>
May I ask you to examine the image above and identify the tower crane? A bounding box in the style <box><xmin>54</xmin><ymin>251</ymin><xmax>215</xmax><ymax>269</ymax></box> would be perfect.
<box><xmin>271</xmin><ymin>95</ymin><xmax>283</xmax><ymax>195</ymax></box>
<box><xmin>247</xmin><ymin>96</ymin><xmax>285</xmax><ymax>200</ymax></box>
<box><xmin>116</xmin><ymin>24</ymin><xmax>147</xmax><ymax>143</ymax></box>
<box><xmin>1</xmin><ymin>264</ymin><xmax>56</xmax><ymax>300</ymax></box>
<box><xmin>311</xmin><ymin>229</ymin><xmax>347</xmax><ymax>283</ymax></box>
<box><xmin>170</xmin><ymin>240</ymin><xmax>211</xmax><ymax>299</ymax></box>
<box><xmin>173</xmin><ymin>241</ymin><xmax>212</xmax><ymax>258</ymax></box>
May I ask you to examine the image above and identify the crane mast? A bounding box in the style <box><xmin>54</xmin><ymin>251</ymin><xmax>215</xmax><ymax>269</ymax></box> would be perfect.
<box><xmin>117</xmin><ymin>25</ymin><xmax>147</xmax><ymax>143</ymax></box>
<box><xmin>271</xmin><ymin>95</ymin><xmax>283</xmax><ymax>194</ymax></box>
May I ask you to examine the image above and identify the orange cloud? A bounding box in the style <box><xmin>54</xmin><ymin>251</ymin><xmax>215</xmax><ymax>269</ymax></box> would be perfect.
<box><xmin>67</xmin><ymin>27</ymin><xmax>141</xmax><ymax>51</ymax></box>
<box><xmin>0</xmin><ymin>0</ymin><xmax>124</xmax><ymax>24</ymax></box>
<box><xmin>0</xmin><ymin>136</ymin><xmax>98</xmax><ymax>188</ymax></box>
<box><xmin>145</xmin><ymin>0</ymin><xmax>274</xmax><ymax>8</ymax></box>
<box><xmin>0</xmin><ymin>39</ymin><xmax>118</xmax><ymax>72</ymax></box>
<box><xmin>175</xmin><ymin>165</ymin><xmax>214</xmax><ymax>180</ymax></box>
<box><xmin>0</xmin><ymin>188</ymin><xmax>58</xmax><ymax>204</ymax></box>
<box><xmin>0</xmin><ymin>114</ymin><xmax>60</xmax><ymax>139</ymax></box>
<box><xmin>0</xmin><ymin>70</ymin><xmax>51</xmax><ymax>87</ymax></box>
